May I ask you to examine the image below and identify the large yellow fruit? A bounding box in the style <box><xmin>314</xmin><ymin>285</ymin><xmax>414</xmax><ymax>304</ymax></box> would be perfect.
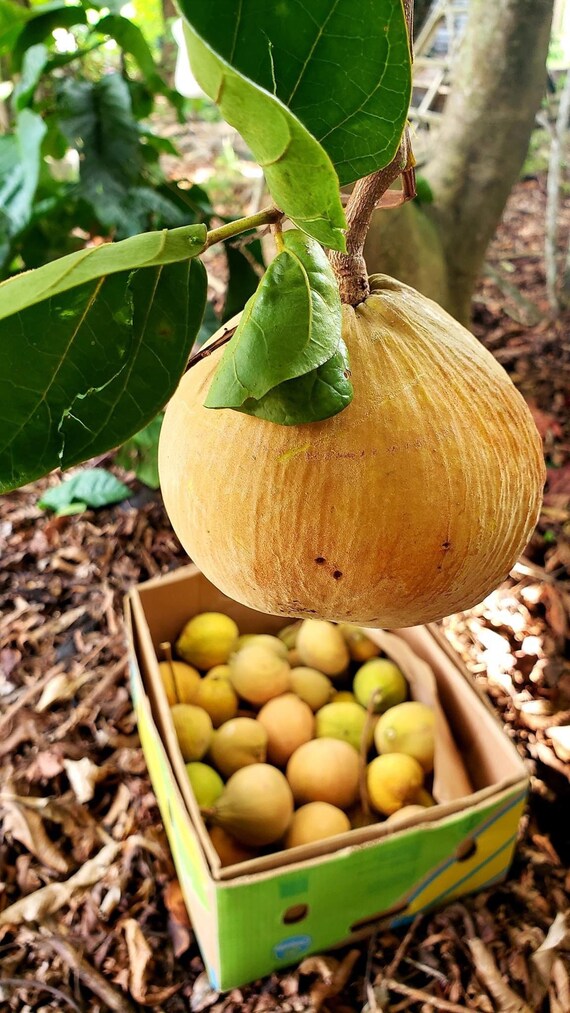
<box><xmin>159</xmin><ymin>277</ymin><xmax>544</xmax><ymax>627</ymax></box>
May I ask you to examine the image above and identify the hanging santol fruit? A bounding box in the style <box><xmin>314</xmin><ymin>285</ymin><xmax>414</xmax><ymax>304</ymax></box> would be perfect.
<box><xmin>159</xmin><ymin>277</ymin><xmax>544</xmax><ymax>628</ymax></box>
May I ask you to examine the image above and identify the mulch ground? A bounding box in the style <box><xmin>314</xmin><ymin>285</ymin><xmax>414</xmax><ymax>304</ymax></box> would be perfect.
<box><xmin>1</xmin><ymin>174</ymin><xmax>569</xmax><ymax>1012</ymax></box>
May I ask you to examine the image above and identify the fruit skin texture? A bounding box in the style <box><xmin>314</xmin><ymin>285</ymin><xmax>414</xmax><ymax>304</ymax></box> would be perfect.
<box><xmin>206</xmin><ymin>763</ymin><xmax>294</xmax><ymax>846</ymax></box>
<box><xmin>208</xmin><ymin>826</ymin><xmax>257</xmax><ymax>866</ymax></box>
<box><xmin>257</xmin><ymin>693</ymin><xmax>315</xmax><ymax>767</ymax></box>
<box><xmin>176</xmin><ymin>612</ymin><xmax>238</xmax><ymax>669</ymax></box>
<box><xmin>375</xmin><ymin>701</ymin><xmax>436</xmax><ymax>772</ymax></box>
<box><xmin>296</xmin><ymin>620</ymin><xmax>349</xmax><ymax>677</ymax></box>
<box><xmin>286</xmin><ymin>737</ymin><xmax>360</xmax><ymax>809</ymax></box>
<box><xmin>289</xmin><ymin>667</ymin><xmax>334</xmax><ymax>711</ymax></box>
<box><xmin>209</xmin><ymin>717</ymin><xmax>267</xmax><ymax>778</ymax></box>
<box><xmin>315</xmin><ymin>700</ymin><xmax>369</xmax><ymax>753</ymax></box>
<box><xmin>367</xmin><ymin>753</ymin><xmax>424</xmax><ymax>816</ymax></box>
<box><xmin>158</xmin><ymin>660</ymin><xmax>200</xmax><ymax>705</ymax></box>
<box><xmin>159</xmin><ymin>277</ymin><xmax>544</xmax><ymax>627</ymax></box>
<box><xmin>192</xmin><ymin>666</ymin><xmax>238</xmax><ymax>728</ymax></box>
<box><xmin>285</xmin><ymin>802</ymin><xmax>350</xmax><ymax>849</ymax></box>
<box><xmin>229</xmin><ymin>643</ymin><xmax>290</xmax><ymax>706</ymax></box>
<box><xmin>339</xmin><ymin>625</ymin><xmax>380</xmax><ymax>662</ymax></box>
<box><xmin>171</xmin><ymin>704</ymin><xmax>213</xmax><ymax>762</ymax></box>
<box><xmin>185</xmin><ymin>762</ymin><xmax>224</xmax><ymax>807</ymax></box>
<box><xmin>353</xmin><ymin>658</ymin><xmax>408</xmax><ymax>713</ymax></box>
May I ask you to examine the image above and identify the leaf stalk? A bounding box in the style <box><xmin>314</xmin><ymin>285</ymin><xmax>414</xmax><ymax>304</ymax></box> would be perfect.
<box><xmin>206</xmin><ymin>207</ymin><xmax>283</xmax><ymax>248</ymax></box>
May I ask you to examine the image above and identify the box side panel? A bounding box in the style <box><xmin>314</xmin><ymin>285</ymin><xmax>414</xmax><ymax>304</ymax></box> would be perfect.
<box><xmin>213</xmin><ymin>786</ymin><xmax>526</xmax><ymax>990</ymax></box>
<box><xmin>128</xmin><ymin>625</ymin><xmax>222</xmax><ymax>984</ymax></box>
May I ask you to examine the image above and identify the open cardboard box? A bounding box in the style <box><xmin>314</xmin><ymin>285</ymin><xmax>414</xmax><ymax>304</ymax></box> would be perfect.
<box><xmin>126</xmin><ymin>564</ymin><xmax>528</xmax><ymax>991</ymax></box>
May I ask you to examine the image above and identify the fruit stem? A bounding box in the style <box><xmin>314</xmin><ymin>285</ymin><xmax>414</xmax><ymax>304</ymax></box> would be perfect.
<box><xmin>185</xmin><ymin>325</ymin><xmax>237</xmax><ymax>371</ymax></box>
<box><xmin>206</xmin><ymin>207</ymin><xmax>283</xmax><ymax>248</ymax></box>
<box><xmin>328</xmin><ymin>0</ymin><xmax>416</xmax><ymax>307</ymax></box>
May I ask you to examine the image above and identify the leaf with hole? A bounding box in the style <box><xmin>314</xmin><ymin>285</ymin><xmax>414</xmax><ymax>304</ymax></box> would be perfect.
<box><xmin>205</xmin><ymin>230</ymin><xmax>341</xmax><ymax>410</ymax></box>
<box><xmin>0</xmin><ymin>245</ymin><xmax>207</xmax><ymax>493</ymax></box>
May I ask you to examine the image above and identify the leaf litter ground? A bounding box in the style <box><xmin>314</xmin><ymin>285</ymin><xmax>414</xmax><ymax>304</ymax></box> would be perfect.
<box><xmin>1</xmin><ymin>175</ymin><xmax>570</xmax><ymax>1011</ymax></box>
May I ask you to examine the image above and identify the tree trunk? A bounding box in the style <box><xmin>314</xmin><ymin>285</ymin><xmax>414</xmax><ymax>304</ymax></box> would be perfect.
<box><xmin>365</xmin><ymin>0</ymin><xmax>555</xmax><ymax>325</ymax></box>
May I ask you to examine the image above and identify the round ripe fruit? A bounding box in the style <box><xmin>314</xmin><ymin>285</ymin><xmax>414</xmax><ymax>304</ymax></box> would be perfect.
<box><xmin>315</xmin><ymin>701</ymin><xmax>369</xmax><ymax>753</ymax></box>
<box><xmin>257</xmin><ymin>693</ymin><xmax>315</xmax><ymax>767</ymax></box>
<box><xmin>229</xmin><ymin>644</ymin><xmax>290</xmax><ymax>707</ymax></box>
<box><xmin>386</xmin><ymin>805</ymin><xmax>429</xmax><ymax>825</ymax></box>
<box><xmin>285</xmin><ymin>802</ymin><xmax>350</xmax><ymax>849</ymax></box>
<box><xmin>243</xmin><ymin>634</ymin><xmax>288</xmax><ymax>659</ymax></box>
<box><xmin>209</xmin><ymin>717</ymin><xmax>267</xmax><ymax>778</ymax></box>
<box><xmin>171</xmin><ymin>704</ymin><xmax>213</xmax><ymax>762</ymax></box>
<box><xmin>286</xmin><ymin>738</ymin><xmax>360</xmax><ymax>810</ymax></box>
<box><xmin>176</xmin><ymin>612</ymin><xmax>238</xmax><ymax>669</ymax></box>
<box><xmin>208</xmin><ymin>826</ymin><xmax>257</xmax><ymax>867</ymax></box>
<box><xmin>353</xmin><ymin>658</ymin><xmax>407</xmax><ymax>714</ymax></box>
<box><xmin>332</xmin><ymin>691</ymin><xmax>357</xmax><ymax>704</ymax></box>
<box><xmin>288</xmin><ymin>648</ymin><xmax>302</xmax><ymax>667</ymax></box>
<box><xmin>185</xmin><ymin>762</ymin><xmax>224</xmax><ymax>807</ymax></box>
<box><xmin>338</xmin><ymin>624</ymin><xmax>381</xmax><ymax>662</ymax></box>
<box><xmin>193</xmin><ymin>668</ymin><xmax>238</xmax><ymax>728</ymax></box>
<box><xmin>235</xmin><ymin>633</ymin><xmax>257</xmax><ymax>651</ymax></box>
<box><xmin>278</xmin><ymin>622</ymin><xmax>301</xmax><ymax>649</ymax></box>
<box><xmin>158</xmin><ymin>660</ymin><xmax>200</xmax><ymax>705</ymax></box>
<box><xmin>206</xmin><ymin>764</ymin><xmax>294</xmax><ymax>846</ymax></box>
<box><xmin>296</xmin><ymin>620</ymin><xmax>350</xmax><ymax>677</ymax></box>
<box><xmin>367</xmin><ymin>754</ymin><xmax>424</xmax><ymax>816</ymax></box>
<box><xmin>375</xmin><ymin>701</ymin><xmax>436</xmax><ymax>773</ymax></box>
<box><xmin>289</xmin><ymin>667</ymin><xmax>334</xmax><ymax>712</ymax></box>
<box><xmin>159</xmin><ymin>277</ymin><xmax>544</xmax><ymax>628</ymax></box>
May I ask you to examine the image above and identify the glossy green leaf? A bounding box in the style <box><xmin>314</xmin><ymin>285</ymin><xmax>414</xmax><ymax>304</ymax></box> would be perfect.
<box><xmin>0</xmin><ymin>223</ymin><xmax>207</xmax><ymax>319</ymax></box>
<box><xmin>13</xmin><ymin>43</ymin><xmax>49</xmax><ymax>110</ymax></box>
<box><xmin>238</xmin><ymin>339</ymin><xmax>353</xmax><ymax>426</ymax></box>
<box><xmin>205</xmin><ymin>231</ymin><xmax>341</xmax><ymax>409</ymax></box>
<box><xmin>0</xmin><ymin>109</ymin><xmax>46</xmax><ymax>238</ymax></box>
<box><xmin>221</xmin><ymin>242</ymin><xmax>263</xmax><ymax>323</ymax></box>
<box><xmin>181</xmin><ymin>22</ymin><xmax>346</xmax><ymax>251</ymax></box>
<box><xmin>38</xmin><ymin>468</ymin><xmax>131</xmax><ymax>512</ymax></box>
<box><xmin>180</xmin><ymin>0</ymin><xmax>411</xmax><ymax>184</ymax></box>
<box><xmin>0</xmin><ymin>258</ymin><xmax>207</xmax><ymax>492</ymax></box>
<box><xmin>0</xmin><ymin>0</ymin><xmax>30</xmax><ymax>52</ymax></box>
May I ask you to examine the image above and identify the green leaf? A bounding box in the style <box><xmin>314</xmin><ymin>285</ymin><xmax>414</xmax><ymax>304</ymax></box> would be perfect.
<box><xmin>0</xmin><ymin>257</ymin><xmax>207</xmax><ymax>492</ymax></box>
<box><xmin>205</xmin><ymin>230</ymin><xmax>341</xmax><ymax>409</ymax></box>
<box><xmin>0</xmin><ymin>223</ymin><xmax>207</xmax><ymax>319</ymax></box>
<box><xmin>180</xmin><ymin>0</ymin><xmax>412</xmax><ymax>183</ymax></box>
<box><xmin>0</xmin><ymin>0</ymin><xmax>30</xmax><ymax>52</ymax></box>
<box><xmin>0</xmin><ymin>109</ymin><xmax>46</xmax><ymax>240</ymax></box>
<box><xmin>39</xmin><ymin>468</ymin><xmax>131</xmax><ymax>513</ymax></box>
<box><xmin>181</xmin><ymin>20</ymin><xmax>346</xmax><ymax>251</ymax></box>
<box><xmin>239</xmin><ymin>339</ymin><xmax>353</xmax><ymax>426</ymax></box>
<box><xmin>13</xmin><ymin>43</ymin><xmax>49</xmax><ymax>110</ymax></box>
<box><xmin>115</xmin><ymin>414</ymin><xmax>163</xmax><ymax>489</ymax></box>
<box><xmin>13</xmin><ymin>4</ymin><xmax>87</xmax><ymax>70</ymax></box>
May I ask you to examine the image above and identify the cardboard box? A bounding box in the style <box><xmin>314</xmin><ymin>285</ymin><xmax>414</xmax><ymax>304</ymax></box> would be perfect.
<box><xmin>126</xmin><ymin>564</ymin><xmax>528</xmax><ymax>991</ymax></box>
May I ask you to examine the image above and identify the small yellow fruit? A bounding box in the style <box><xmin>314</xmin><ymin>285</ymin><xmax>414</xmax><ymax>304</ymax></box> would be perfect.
<box><xmin>339</xmin><ymin>625</ymin><xmax>381</xmax><ymax>662</ymax></box>
<box><xmin>229</xmin><ymin>643</ymin><xmax>290</xmax><ymax>706</ymax></box>
<box><xmin>285</xmin><ymin>802</ymin><xmax>350</xmax><ymax>848</ymax></box>
<box><xmin>257</xmin><ymin>693</ymin><xmax>315</xmax><ymax>767</ymax></box>
<box><xmin>289</xmin><ymin>667</ymin><xmax>334</xmax><ymax>711</ymax></box>
<box><xmin>176</xmin><ymin>612</ymin><xmax>239</xmax><ymax>669</ymax></box>
<box><xmin>158</xmin><ymin>660</ymin><xmax>200</xmax><ymax>705</ymax></box>
<box><xmin>416</xmin><ymin>788</ymin><xmax>436</xmax><ymax>807</ymax></box>
<box><xmin>353</xmin><ymin>658</ymin><xmax>407</xmax><ymax>713</ymax></box>
<box><xmin>332</xmin><ymin>691</ymin><xmax>357</xmax><ymax>704</ymax></box>
<box><xmin>375</xmin><ymin>701</ymin><xmax>436</xmax><ymax>773</ymax></box>
<box><xmin>315</xmin><ymin>700</ymin><xmax>369</xmax><ymax>753</ymax></box>
<box><xmin>193</xmin><ymin>667</ymin><xmax>238</xmax><ymax>728</ymax></box>
<box><xmin>235</xmin><ymin>633</ymin><xmax>257</xmax><ymax>651</ymax></box>
<box><xmin>367</xmin><ymin>753</ymin><xmax>424</xmax><ymax>816</ymax></box>
<box><xmin>386</xmin><ymin>804</ymin><xmax>429</xmax><ymax>825</ymax></box>
<box><xmin>206</xmin><ymin>763</ymin><xmax>294</xmax><ymax>846</ymax></box>
<box><xmin>171</xmin><ymin>704</ymin><xmax>213</xmax><ymax>761</ymax></box>
<box><xmin>185</xmin><ymin>762</ymin><xmax>224</xmax><ymax>807</ymax></box>
<box><xmin>209</xmin><ymin>717</ymin><xmax>267</xmax><ymax>778</ymax></box>
<box><xmin>242</xmin><ymin>634</ymin><xmax>288</xmax><ymax>658</ymax></box>
<box><xmin>296</xmin><ymin>620</ymin><xmax>350</xmax><ymax>677</ymax></box>
<box><xmin>278</xmin><ymin>621</ymin><xmax>302</xmax><ymax>649</ymax></box>
<box><xmin>288</xmin><ymin>648</ymin><xmax>302</xmax><ymax>667</ymax></box>
<box><xmin>286</xmin><ymin>738</ymin><xmax>360</xmax><ymax>809</ymax></box>
<box><xmin>208</xmin><ymin>826</ymin><xmax>258</xmax><ymax>866</ymax></box>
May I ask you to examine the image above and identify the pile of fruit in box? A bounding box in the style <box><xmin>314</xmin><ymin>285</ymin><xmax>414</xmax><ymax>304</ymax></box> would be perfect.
<box><xmin>157</xmin><ymin>613</ymin><xmax>436</xmax><ymax>866</ymax></box>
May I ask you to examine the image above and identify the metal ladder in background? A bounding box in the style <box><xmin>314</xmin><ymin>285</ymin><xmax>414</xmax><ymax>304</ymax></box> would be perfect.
<box><xmin>410</xmin><ymin>0</ymin><xmax>470</xmax><ymax>126</ymax></box>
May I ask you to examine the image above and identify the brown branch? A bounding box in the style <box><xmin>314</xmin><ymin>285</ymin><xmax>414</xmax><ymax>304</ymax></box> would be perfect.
<box><xmin>185</xmin><ymin>326</ymin><xmax>237</xmax><ymax>371</ymax></box>
<box><xmin>329</xmin><ymin>0</ymin><xmax>415</xmax><ymax>306</ymax></box>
